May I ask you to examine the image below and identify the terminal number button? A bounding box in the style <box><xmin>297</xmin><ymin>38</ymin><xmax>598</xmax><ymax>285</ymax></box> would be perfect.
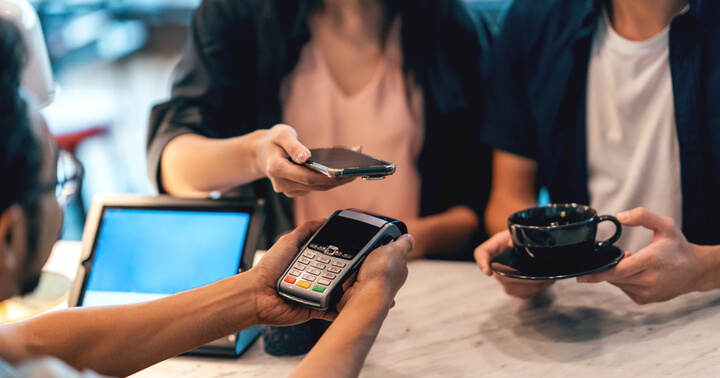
<box><xmin>298</xmin><ymin>257</ymin><xmax>311</xmax><ymax>265</ymax></box>
<box><xmin>331</xmin><ymin>261</ymin><xmax>346</xmax><ymax>268</ymax></box>
<box><xmin>289</xmin><ymin>269</ymin><xmax>302</xmax><ymax>277</ymax></box>
<box><xmin>327</xmin><ymin>266</ymin><xmax>341</xmax><ymax>274</ymax></box>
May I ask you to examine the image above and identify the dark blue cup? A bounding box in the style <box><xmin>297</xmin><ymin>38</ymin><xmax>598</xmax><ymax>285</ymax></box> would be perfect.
<box><xmin>508</xmin><ymin>203</ymin><xmax>621</xmax><ymax>263</ymax></box>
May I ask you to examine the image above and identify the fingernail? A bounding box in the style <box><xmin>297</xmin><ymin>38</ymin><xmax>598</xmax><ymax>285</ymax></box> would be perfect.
<box><xmin>577</xmin><ymin>276</ymin><xmax>588</xmax><ymax>283</ymax></box>
<box><xmin>617</xmin><ymin>211</ymin><xmax>630</xmax><ymax>222</ymax></box>
<box><xmin>297</xmin><ymin>150</ymin><xmax>310</xmax><ymax>163</ymax></box>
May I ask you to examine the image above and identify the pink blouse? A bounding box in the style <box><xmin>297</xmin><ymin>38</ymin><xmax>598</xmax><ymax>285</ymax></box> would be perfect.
<box><xmin>281</xmin><ymin>19</ymin><xmax>425</xmax><ymax>226</ymax></box>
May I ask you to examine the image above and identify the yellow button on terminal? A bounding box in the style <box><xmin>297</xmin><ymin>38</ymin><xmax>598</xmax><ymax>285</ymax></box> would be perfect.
<box><xmin>297</xmin><ymin>281</ymin><xmax>312</xmax><ymax>289</ymax></box>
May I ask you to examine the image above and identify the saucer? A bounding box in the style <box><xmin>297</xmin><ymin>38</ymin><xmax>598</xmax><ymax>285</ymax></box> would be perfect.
<box><xmin>490</xmin><ymin>245</ymin><xmax>624</xmax><ymax>281</ymax></box>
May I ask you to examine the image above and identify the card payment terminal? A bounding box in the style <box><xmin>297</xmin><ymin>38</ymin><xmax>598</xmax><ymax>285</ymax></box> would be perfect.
<box><xmin>277</xmin><ymin>209</ymin><xmax>407</xmax><ymax>310</ymax></box>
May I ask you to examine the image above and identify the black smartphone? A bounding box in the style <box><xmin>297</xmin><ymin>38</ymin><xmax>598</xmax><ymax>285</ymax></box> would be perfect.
<box><xmin>304</xmin><ymin>147</ymin><xmax>395</xmax><ymax>180</ymax></box>
<box><xmin>276</xmin><ymin>209</ymin><xmax>407</xmax><ymax>310</ymax></box>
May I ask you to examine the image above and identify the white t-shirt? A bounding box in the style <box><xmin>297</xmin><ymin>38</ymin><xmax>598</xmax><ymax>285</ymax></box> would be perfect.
<box><xmin>586</xmin><ymin>9</ymin><xmax>683</xmax><ymax>252</ymax></box>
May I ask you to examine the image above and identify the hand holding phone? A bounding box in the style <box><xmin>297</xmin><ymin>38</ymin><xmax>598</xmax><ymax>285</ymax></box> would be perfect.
<box><xmin>257</xmin><ymin>126</ymin><xmax>359</xmax><ymax>197</ymax></box>
<box><xmin>303</xmin><ymin>148</ymin><xmax>396</xmax><ymax>180</ymax></box>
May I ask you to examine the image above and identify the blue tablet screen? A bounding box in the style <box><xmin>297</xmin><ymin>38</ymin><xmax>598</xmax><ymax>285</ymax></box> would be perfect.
<box><xmin>81</xmin><ymin>208</ymin><xmax>251</xmax><ymax>307</ymax></box>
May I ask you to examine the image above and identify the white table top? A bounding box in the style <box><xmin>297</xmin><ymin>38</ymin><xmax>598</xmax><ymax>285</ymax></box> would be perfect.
<box><xmin>44</xmin><ymin>242</ymin><xmax>720</xmax><ymax>377</ymax></box>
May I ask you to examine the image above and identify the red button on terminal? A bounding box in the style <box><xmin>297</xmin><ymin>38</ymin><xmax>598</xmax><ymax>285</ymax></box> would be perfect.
<box><xmin>284</xmin><ymin>276</ymin><xmax>297</xmax><ymax>284</ymax></box>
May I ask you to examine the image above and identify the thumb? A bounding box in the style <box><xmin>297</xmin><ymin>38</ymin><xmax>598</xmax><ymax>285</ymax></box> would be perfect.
<box><xmin>274</xmin><ymin>124</ymin><xmax>311</xmax><ymax>163</ymax></box>
<box><xmin>616</xmin><ymin>207</ymin><xmax>677</xmax><ymax>236</ymax></box>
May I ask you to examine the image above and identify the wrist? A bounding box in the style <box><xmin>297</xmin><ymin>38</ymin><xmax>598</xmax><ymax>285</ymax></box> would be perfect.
<box><xmin>242</xmin><ymin>270</ymin><xmax>263</xmax><ymax>326</ymax></box>
<box><xmin>235</xmin><ymin>129</ymin><xmax>267</xmax><ymax>177</ymax></box>
<box><xmin>695</xmin><ymin>245</ymin><xmax>720</xmax><ymax>292</ymax></box>
<box><xmin>344</xmin><ymin>283</ymin><xmax>393</xmax><ymax>317</ymax></box>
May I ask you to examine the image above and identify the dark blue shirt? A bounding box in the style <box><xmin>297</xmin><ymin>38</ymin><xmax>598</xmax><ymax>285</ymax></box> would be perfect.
<box><xmin>481</xmin><ymin>0</ymin><xmax>720</xmax><ymax>245</ymax></box>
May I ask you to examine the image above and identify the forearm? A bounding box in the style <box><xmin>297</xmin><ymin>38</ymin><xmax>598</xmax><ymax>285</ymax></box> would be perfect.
<box><xmin>695</xmin><ymin>244</ymin><xmax>720</xmax><ymax>292</ymax></box>
<box><xmin>485</xmin><ymin>150</ymin><xmax>539</xmax><ymax>236</ymax></box>
<box><xmin>290</xmin><ymin>288</ymin><xmax>390</xmax><ymax>378</ymax></box>
<box><xmin>408</xmin><ymin>205</ymin><xmax>479</xmax><ymax>258</ymax></box>
<box><xmin>5</xmin><ymin>275</ymin><xmax>259</xmax><ymax>377</ymax></box>
<box><xmin>160</xmin><ymin>131</ymin><xmax>266</xmax><ymax>196</ymax></box>
<box><xmin>485</xmin><ymin>194</ymin><xmax>536</xmax><ymax>236</ymax></box>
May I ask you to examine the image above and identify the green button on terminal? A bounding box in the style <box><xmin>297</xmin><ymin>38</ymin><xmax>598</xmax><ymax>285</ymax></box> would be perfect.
<box><xmin>312</xmin><ymin>285</ymin><xmax>326</xmax><ymax>293</ymax></box>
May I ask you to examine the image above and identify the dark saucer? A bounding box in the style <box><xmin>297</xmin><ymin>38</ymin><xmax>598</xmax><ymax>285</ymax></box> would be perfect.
<box><xmin>490</xmin><ymin>245</ymin><xmax>624</xmax><ymax>281</ymax></box>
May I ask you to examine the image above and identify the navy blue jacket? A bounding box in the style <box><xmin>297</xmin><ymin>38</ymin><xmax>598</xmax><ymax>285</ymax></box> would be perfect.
<box><xmin>481</xmin><ymin>0</ymin><xmax>720</xmax><ymax>245</ymax></box>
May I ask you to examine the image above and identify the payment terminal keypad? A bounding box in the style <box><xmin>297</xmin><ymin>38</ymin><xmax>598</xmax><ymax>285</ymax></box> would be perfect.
<box><xmin>311</xmin><ymin>262</ymin><xmax>326</xmax><ymax>269</ymax></box>
<box><xmin>283</xmin><ymin>244</ymin><xmax>354</xmax><ymax>294</ymax></box>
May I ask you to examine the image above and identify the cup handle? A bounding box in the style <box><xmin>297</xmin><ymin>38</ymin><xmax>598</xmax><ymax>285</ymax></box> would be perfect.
<box><xmin>594</xmin><ymin>215</ymin><xmax>622</xmax><ymax>249</ymax></box>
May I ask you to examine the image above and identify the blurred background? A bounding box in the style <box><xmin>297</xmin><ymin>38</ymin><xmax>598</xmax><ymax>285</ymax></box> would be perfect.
<box><xmin>24</xmin><ymin>0</ymin><xmax>512</xmax><ymax>240</ymax></box>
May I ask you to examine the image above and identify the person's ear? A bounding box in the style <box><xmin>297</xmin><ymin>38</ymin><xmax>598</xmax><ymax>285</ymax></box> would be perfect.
<box><xmin>0</xmin><ymin>205</ymin><xmax>26</xmax><ymax>272</ymax></box>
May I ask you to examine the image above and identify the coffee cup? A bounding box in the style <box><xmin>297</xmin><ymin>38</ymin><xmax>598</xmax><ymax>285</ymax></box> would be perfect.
<box><xmin>507</xmin><ymin>203</ymin><xmax>621</xmax><ymax>263</ymax></box>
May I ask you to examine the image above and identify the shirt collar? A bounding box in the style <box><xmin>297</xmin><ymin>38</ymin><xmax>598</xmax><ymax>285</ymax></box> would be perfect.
<box><xmin>687</xmin><ymin>0</ymin><xmax>704</xmax><ymax>30</ymax></box>
<box><xmin>569</xmin><ymin>0</ymin><xmax>603</xmax><ymax>49</ymax></box>
<box><xmin>575</xmin><ymin>0</ymin><xmax>704</xmax><ymax>38</ymax></box>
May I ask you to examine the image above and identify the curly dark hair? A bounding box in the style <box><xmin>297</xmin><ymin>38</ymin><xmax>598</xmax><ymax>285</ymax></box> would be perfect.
<box><xmin>0</xmin><ymin>18</ymin><xmax>43</xmax><ymax>222</ymax></box>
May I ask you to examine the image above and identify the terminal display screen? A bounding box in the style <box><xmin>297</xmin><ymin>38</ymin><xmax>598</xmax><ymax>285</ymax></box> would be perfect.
<box><xmin>311</xmin><ymin>215</ymin><xmax>381</xmax><ymax>257</ymax></box>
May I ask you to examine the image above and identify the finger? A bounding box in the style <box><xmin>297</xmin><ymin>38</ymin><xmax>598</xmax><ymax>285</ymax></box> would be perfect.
<box><xmin>496</xmin><ymin>277</ymin><xmax>555</xmax><ymax>299</ymax></box>
<box><xmin>272</xmin><ymin>124</ymin><xmax>311</xmax><ymax>163</ymax></box>
<box><xmin>577</xmin><ymin>251</ymin><xmax>648</xmax><ymax>283</ymax></box>
<box><xmin>270</xmin><ymin>159</ymin><xmax>355</xmax><ymax>187</ymax></box>
<box><xmin>389</xmin><ymin>299</ymin><xmax>396</xmax><ymax>309</ymax></box>
<box><xmin>474</xmin><ymin>231</ymin><xmax>512</xmax><ymax>276</ymax></box>
<box><xmin>342</xmin><ymin>271</ymin><xmax>359</xmax><ymax>291</ymax></box>
<box><xmin>284</xmin><ymin>190</ymin><xmax>310</xmax><ymax>198</ymax></box>
<box><xmin>616</xmin><ymin>207</ymin><xmax>678</xmax><ymax>236</ymax></box>
<box><xmin>270</xmin><ymin>175</ymin><xmax>355</xmax><ymax>195</ymax></box>
<box><xmin>278</xmin><ymin>181</ymin><xmax>355</xmax><ymax>195</ymax></box>
<box><xmin>386</xmin><ymin>234</ymin><xmax>415</xmax><ymax>257</ymax></box>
